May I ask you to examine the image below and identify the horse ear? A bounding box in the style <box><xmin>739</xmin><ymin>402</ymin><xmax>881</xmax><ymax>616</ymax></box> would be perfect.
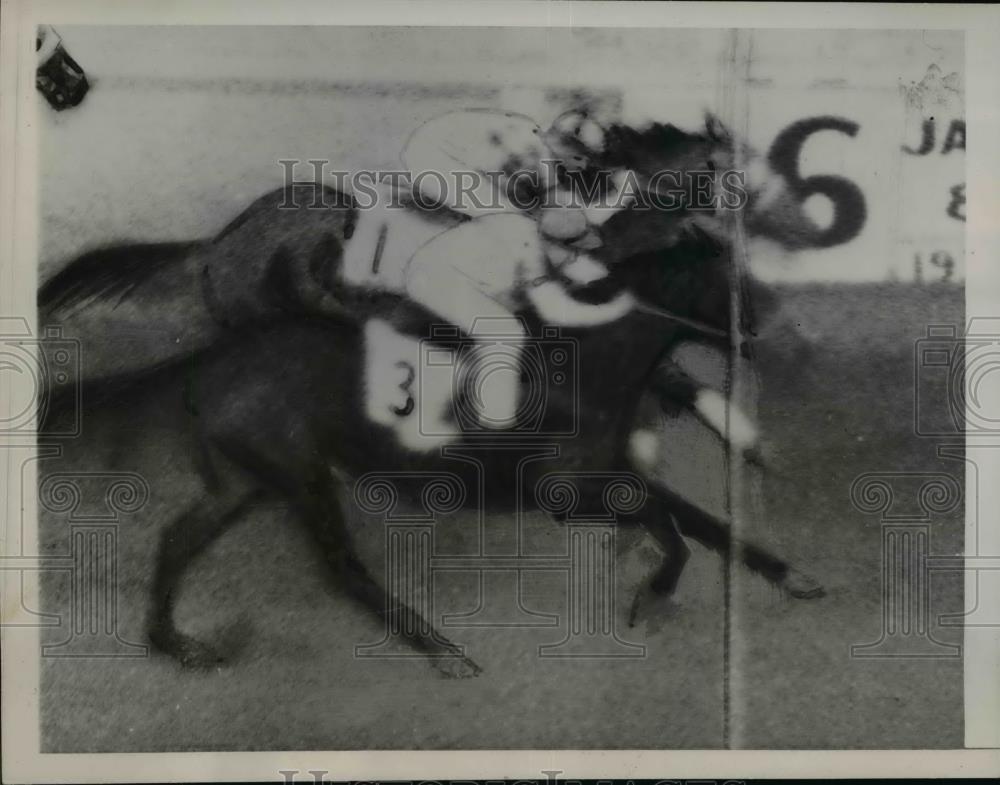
<box><xmin>704</xmin><ymin>112</ymin><xmax>731</xmax><ymax>143</ymax></box>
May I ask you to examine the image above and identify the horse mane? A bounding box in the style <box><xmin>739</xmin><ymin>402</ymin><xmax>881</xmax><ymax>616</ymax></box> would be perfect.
<box><xmin>38</xmin><ymin>240</ymin><xmax>201</xmax><ymax>313</ymax></box>
<box><xmin>601</xmin><ymin>120</ymin><xmax>717</xmax><ymax>172</ymax></box>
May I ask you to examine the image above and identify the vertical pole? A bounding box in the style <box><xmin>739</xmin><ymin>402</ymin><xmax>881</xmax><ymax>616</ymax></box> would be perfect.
<box><xmin>719</xmin><ymin>28</ymin><xmax>755</xmax><ymax>750</ymax></box>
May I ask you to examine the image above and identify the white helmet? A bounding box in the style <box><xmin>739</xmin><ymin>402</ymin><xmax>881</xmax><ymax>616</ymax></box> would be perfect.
<box><xmin>544</xmin><ymin>110</ymin><xmax>607</xmax><ymax>171</ymax></box>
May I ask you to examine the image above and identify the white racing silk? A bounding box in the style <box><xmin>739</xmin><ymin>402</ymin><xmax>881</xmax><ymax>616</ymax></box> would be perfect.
<box><xmin>348</xmin><ymin>108</ymin><xmax>639</xmax><ymax>434</ymax></box>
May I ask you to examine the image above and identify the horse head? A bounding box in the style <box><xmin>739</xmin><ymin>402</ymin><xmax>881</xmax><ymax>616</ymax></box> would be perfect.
<box><xmin>592</xmin><ymin>113</ymin><xmax>780</xmax><ymax>351</ymax></box>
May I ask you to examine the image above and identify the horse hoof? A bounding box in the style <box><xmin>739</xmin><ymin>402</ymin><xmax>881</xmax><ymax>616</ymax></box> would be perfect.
<box><xmin>627</xmin><ymin>591</ymin><xmax>644</xmax><ymax>628</ymax></box>
<box><xmin>434</xmin><ymin>651</ymin><xmax>482</xmax><ymax>679</ymax></box>
<box><xmin>151</xmin><ymin>627</ymin><xmax>226</xmax><ymax>670</ymax></box>
<box><xmin>783</xmin><ymin>569</ymin><xmax>826</xmax><ymax>599</ymax></box>
<box><xmin>178</xmin><ymin>641</ymin><xmax>227</xmax><ymax>670</ymax></box>
<box><xmin>628</xmin><ymin>587</ymin><xmax>681</xmax><ymax>629</ymax></box>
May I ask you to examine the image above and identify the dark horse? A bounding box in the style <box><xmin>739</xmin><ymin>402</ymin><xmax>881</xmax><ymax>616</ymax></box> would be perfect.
<box><xmin>40</xmin><ymin>130</ymin><xmax>822</xmax><ymax>678</ymax></box>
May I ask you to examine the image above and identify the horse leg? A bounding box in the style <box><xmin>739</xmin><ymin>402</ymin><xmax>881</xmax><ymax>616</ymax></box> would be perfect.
<box><xmin>538</xmin><ymin>470</ymin><xmax>693</xmax><ymax>627</ymax></box>
<box><xmin>613</xmin><ymin>489</ymin><xmax>691</xmax><ymax>627</ymax></box>
<box><xmin>648</xmin><ymin>360</ymin><xmax>759</xmax><ymax>456</ymax></box>
<box><xmin>291</xmin><ymin>465</ymin><xmax>482</xmax><ymax>679</ymax></box>
<box><xmin>640</xmin><ymin>474</ymin><xmax>824</xmax><ymax>599</ymax></box>
<box><xmin>148</xmin><ymin>459</ymin><xmax>261</xmax><ymax>668</ymax></box>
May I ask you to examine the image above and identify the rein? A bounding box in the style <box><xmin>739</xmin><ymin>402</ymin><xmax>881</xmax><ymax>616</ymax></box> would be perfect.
<box><xmin>631</xmin><ymin>300</ymin><xmax>729</xmax><ymax>339</ymax></box>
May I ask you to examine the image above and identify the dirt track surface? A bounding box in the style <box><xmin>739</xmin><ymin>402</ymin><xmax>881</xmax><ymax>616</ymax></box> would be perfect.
<box><xmin>39</xmin><ymin>285</ymin><xmax>963</xmax><ymax>751</ymax></box>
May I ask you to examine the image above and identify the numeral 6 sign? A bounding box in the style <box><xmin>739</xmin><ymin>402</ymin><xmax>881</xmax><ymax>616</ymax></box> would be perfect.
<box><xmin>750</xmin><ymin>116</ymin><xmax>868</xmax><ymax>250</ymax></box>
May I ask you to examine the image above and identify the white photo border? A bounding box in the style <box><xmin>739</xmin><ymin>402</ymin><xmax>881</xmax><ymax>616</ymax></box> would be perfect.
<box><xmin>2</xmin><ymin>0</ymin><xmax>998</xmax><ymax>781</ymax></box>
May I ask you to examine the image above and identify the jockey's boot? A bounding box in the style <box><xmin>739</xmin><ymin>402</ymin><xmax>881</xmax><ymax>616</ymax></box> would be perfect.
<box><xmin>467</xmin><ymin>343</ymin><xmax>521</xmax><ymax>430</ymax></box>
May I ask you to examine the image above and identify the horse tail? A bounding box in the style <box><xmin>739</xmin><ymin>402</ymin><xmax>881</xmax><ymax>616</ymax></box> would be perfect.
<box><xmin>38</xmin><ymin>240</ymin><xmax>202</xmax><ymax>315</ymax></box>
<box><xmin>215</xmin><ymin>183</ymin><xmax>356</xmax><ymax>240</ymax></box>
<box><xmin>39</xmin><ymin>184</ymin><xmax>355</xmax><ymax>316</ymax></box>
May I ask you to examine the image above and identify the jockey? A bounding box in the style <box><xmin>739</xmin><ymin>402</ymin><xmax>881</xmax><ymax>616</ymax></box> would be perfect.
<box><xmin>41</xmin><ymin>107</ymin><xmax>763</xmax><ymax>458</ymax></box>
<box><xmin>340</xmin><ymin>108</ymin><xmax>639</xmax><ymax>428</ymax></box>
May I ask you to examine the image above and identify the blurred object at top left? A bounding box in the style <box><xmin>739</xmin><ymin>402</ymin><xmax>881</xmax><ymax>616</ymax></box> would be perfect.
<box><xmin>36</xmin><ymin>25</ymin><xmax>89</xmax><ymax>110</ymax></box>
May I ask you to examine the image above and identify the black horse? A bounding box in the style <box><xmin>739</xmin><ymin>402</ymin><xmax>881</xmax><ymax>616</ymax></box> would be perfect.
<box><xmin>39</xmin><ymin>128</ymin><xmax>821</xmax><ymax>678</ymax></box>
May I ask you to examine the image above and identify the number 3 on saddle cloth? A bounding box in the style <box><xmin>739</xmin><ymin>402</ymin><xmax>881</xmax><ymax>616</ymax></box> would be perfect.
<box><xmin>344</xmin><ymin>186</ymin><xmax>633</xmax><ymax>446</ymax></box>
<box><xmin>349</xmin><ymin>193</ymin><xmax>531</xmax><ymax>450</ymax></box>
<box><xmin>362</xmin><ymin>317</ymin><xmax>462</xmax><ymax>452</ymax></box>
